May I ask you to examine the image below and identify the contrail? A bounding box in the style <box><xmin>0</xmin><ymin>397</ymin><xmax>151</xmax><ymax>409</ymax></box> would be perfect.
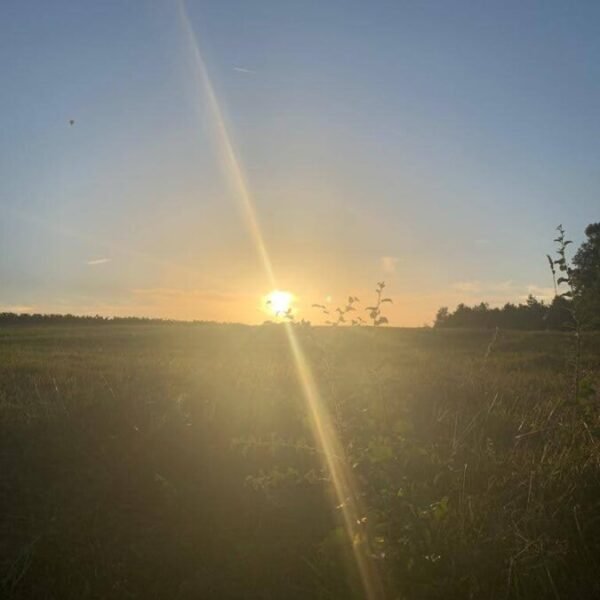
<box><xmin>177</xmin><ymin>3</ymin><xmax>384</xmax><ymax>598</ymax></box>
<box><xmin>233</xmin><ymin>66</ymin><xmax>256</xmax><ymax>74</ymax></box>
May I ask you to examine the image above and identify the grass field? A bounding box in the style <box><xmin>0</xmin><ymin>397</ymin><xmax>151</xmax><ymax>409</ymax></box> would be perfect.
<box><xmin>1</xmin><ymin>324</ymin><xmax>599</xmax><ymax>599</ymax></box>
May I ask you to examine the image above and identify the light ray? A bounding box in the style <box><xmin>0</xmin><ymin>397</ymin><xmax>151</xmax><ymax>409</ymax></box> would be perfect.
<box><xmin>177</xmin><ymin>3</ymin><xmax>275</xmax><ymax>289</ymax></box>
<box><xmin>177</xmin><ymin>4</ymin><xmax>384</xmax><ymax>598</ymax></box>
<box><xmin>283</xmin><ymin>324</ymin><xmax>385</xmax><ymax>599</ymax></box>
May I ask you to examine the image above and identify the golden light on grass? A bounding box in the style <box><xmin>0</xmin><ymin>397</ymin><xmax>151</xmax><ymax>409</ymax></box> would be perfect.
<box><xmin>265</xmin><ymin>290</ymin><xmax>293</xmax><ymax>317</ymax></box>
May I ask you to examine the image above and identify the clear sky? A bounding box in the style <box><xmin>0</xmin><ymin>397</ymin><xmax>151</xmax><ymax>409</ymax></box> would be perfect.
<box><xmin>1</xmin><ymin>1</ymin><xmax>598</xmax><ymax>324</ymax></box>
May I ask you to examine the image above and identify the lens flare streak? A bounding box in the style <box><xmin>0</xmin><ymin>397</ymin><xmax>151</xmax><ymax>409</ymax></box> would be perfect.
<box><xmin>178</xmin><ymin>3</ymin><xmax>275</xmax><ymax>289</ymax></box>
<box><xmin>177</xmin><ymin>3</ymin><xmax>384</xmax><ymax>597</ymax></box>
<box><xmin>283</xmin><ymin>324</ymin><xmax>385</xmax><ymax>599</ymax></box>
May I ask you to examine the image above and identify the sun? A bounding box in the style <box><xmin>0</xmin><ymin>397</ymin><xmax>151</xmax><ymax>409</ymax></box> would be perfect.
<box><xmin>265</xmin><ymin>290</ymin><xmax>294</xmax><ymax>317</ymax></box>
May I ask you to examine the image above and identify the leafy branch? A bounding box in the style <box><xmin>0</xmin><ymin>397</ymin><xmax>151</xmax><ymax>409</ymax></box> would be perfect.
<box><xmin>312</xmin><ymin>296</ymin><xmax>363</xmax><ymax>326</ymax></box>
<box><xmin>365</xmin><ymin>281</ymin><xmax>392</xmax><ymax>327</ymax></box>
<box><xmin>548</xmin><ymin>225</ymin><xmax>584</xmax><ymax>404</ymax></box>
<box><xmin>312</xmin><ymin>282</ymin><xmax>393</xmax><ymax>327</ymax></box>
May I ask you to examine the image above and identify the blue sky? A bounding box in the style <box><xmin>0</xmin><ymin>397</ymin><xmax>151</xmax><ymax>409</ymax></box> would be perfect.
<box><xmin>1</xmin><ymin>1</ymin><xmax>598</xmax><ymax>324</ymax></box>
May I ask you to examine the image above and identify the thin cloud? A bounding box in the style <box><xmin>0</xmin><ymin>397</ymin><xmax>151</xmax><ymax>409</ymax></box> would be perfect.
<box><xmin>380</xmin><ymin>256</ymin><xmax>398</xmax><ymax>274</ymax></box>
<box><xmin>452</xmin><ymin>281</ymin><xmax>482</xmax><ymax>294</ymax></box>
<box><xmin>452</xmin><ymin>280</ymin><xmax>513</xmax><ymax>295</ymax></box>
<box><xmin>450</xmin><ymin>280</ymin><xmax>555</xmax><ymax>304</ymax></box>
<box><xmin>0</xmin><ymin>305</ymin><xmax>34</xmax><ymax>313</ymax></box>
<box><xmin>233</xmin><ymin>66</ymin><xmax>256</xmax><ymax>74</ymax></box>
<box><xmin>131</xmin><ymin>288</ymin><xmax>240</xmax><ymax>303</ymax></box>
<box><xmin>86</xmin><ymin>258</ymin><xmax>111</xmax><ymax>266</ymax></box>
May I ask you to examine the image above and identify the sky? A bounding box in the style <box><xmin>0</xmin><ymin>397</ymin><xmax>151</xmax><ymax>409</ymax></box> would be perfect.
<box><xmin>1</xmin><ymin>0</ymin><xmax>599</xmax><ymax>325</ymax></box>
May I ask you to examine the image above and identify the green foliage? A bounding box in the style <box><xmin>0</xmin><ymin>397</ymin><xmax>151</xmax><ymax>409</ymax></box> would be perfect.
<box><xmin>571</xmin><ymin>222</ymin><xmax>600</xmax><ymax>328</ymax></box>
<box><xmin>547</xmin><ymin>225</ymin><xmax>594</xmax><ymax>405</ymax></box>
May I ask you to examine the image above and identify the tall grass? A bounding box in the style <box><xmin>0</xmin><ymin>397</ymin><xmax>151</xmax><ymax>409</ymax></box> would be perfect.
<box><xmin>0</xmin><ymin>324</ymin><xmax>598</xmax><ymax>598</ymax></box>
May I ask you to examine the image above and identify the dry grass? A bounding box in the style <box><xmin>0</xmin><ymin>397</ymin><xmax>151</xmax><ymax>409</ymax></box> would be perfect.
<box><xmin>1</xmin><ymin>324</ymin><xmax>598</xmax><ymax>599</ymax></box>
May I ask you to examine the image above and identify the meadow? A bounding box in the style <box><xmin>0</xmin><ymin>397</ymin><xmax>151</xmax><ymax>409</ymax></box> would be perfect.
<box><xmin>1</xmin><ymin>323</ymin><xmax>599</xmax><ymax>599</ymax></box>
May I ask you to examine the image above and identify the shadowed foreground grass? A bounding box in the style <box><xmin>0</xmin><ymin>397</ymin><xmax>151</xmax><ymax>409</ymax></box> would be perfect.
<box><xmin>1</xmin><ymin>324</ymin><xmax>599</xmax><ymax>599</ymax></box>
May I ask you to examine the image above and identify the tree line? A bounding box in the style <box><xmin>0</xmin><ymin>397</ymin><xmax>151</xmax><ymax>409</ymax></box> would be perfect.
<box><xmin>0</xmin><ymin>313</ymin><xmax>215</xmax><ymax>325</ymax></box>
<box><xmin>435</xmin><ymin>222</ymin><xmax>600</xmax><ymax>330</ymax></box>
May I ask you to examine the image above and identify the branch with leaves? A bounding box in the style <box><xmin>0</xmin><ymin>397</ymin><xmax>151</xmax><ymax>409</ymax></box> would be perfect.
<box><xmin>547</xmin><ymin>225</ymin><xmax>586</xmax><ymax>404</ymax></box>
<box><xmin>365</xmin><ymin>281</ymin><xmax>392</xmax><ymax>326</ymax></box>
<box><xmin>547</xmin><ymin>225</ymin><xmax>574</xmax><ymax>300</ymax></box>
<box><xmin>312</xmin><ymin>296</ymin><xmax>363</xmax><ymax>326</ymax></box>
<box><xmin>313</xmin><ymin>282</ymin><xmax>393</xmax><ymax>327</ymax></box>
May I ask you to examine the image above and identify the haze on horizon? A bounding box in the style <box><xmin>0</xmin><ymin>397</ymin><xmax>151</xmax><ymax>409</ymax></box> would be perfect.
<box><xmin>1</xmin><ymin>1</ymin><xmax>599</xmax><ymax>325</ymax></box>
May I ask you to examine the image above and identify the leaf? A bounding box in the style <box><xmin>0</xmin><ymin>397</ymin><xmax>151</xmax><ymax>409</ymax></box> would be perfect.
<box><xmin>433</xmin><ymin>497</ymin><xmax>449</xmax><ymax>521</ymax></box>
<box><xmin>381</xmin><ymin>298</ymin><xmax>393</xmax><ymax>303</ymax></box>
<box><xmin>376</xmin><ymin>316</ymin><xmax>389</xmax><ymax>325</ymax></box>
<box><xmin>561</xmin><ymin>291</ymin><xmax>573</xmax><ymax>298</ymax></box>
<box><xmin>557</xmin><ymin>277</ymin><xmax>569</xmax><ymax>285</ymax></box>
<box><xmin>365</xmin><ymin>306</ymin><xmax>377</xmax><ymax>311</ymax></box>
<box><xmin>367</xmin><ymin>436</ymin><xmax>393</xmax><ymax>463</ymax></box>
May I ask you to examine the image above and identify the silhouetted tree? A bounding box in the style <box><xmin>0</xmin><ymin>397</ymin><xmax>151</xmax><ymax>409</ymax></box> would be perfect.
<box><xmin>571</xmin><ymin>222</ymin><xmax>600</xmax><ymax>328</ymax></box>
<box><xmin>434</xmin><ymin>298</ymin><xmax>555</xmax><ymax>330</ymax></box>
<box><xmin>0</xmin><ymin>313</ymin><xmax>213</xmax><ymax>326</ymax></box>
<box><xmin>434</xmin><ymin>307</ymin><xmax>450</xmax><ymax>327</ymax></box>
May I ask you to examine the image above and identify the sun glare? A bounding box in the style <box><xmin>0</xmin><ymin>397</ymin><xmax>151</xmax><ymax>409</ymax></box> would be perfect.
<box><xmin>266</xmin><ymin>290</ymin><xmax>293</xmax><ymax>317</ymax></box>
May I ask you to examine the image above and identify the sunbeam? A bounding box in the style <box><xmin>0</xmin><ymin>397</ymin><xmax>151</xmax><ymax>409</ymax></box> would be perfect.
<box><xmin>177</xmin><ymin>3</ymin><xmax>384</xmax><ymax>598</ymax></box>
<box><xmin>283</xmin><ymin>326</ymin><xmax>386</xmax><ymax>599</ymax></box>
<box><xmin>177</xmin><ymin>2</ymin><xmax>275</xmax><ymax>290</ymax></box>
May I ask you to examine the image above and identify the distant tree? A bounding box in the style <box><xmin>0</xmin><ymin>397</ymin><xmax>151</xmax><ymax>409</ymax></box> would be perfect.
<box><xmin>544</xmin><ymin>295</ymin><xmax>575</xmax><ymax>331</ymax></box>
<box><xmin>571</xmin><ymin>222</ymin><xmax>600</xmax><ymax>328</ymax></box>
<box><xmin>434</xmin><ymin>307</ymin><xmax>450</xmax><ymax>327</ymax></box>
<box><xmin>434</xmin><ymin>297</ymin><xmax>553</xmax><ymax>330</ymax></box>
<box><xmin>0</xmin><ymin>313</ymin><xmax>213</xmax><ymax>326</ymax></box>
<box><xmin>524</xmin><ymin>295</ymin><xmax>547</xmax><ymax>329</ymax></box>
